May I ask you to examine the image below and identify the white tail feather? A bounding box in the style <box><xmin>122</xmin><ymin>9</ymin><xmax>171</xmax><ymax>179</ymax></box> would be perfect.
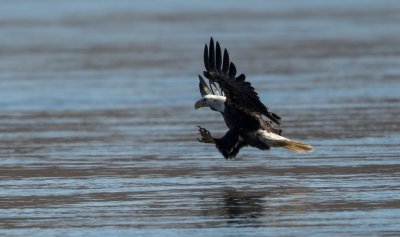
<box><xmin>258</xmin><ymin>130</ymin><xmax>313</xmax><ymax>153</ymax></box>
<box><xmin>272</xmin><ymin>139</ymin><xmax>313</xmax><ymax>153</ymax></box>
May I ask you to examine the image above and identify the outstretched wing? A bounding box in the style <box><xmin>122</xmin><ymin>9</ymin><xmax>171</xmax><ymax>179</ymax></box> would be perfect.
<box><xmin>202</xmin><ymin>37</ymin><xmax>281</xmax><ymax>125</ymax></box>
<box><xmin>198</xmin><ymin>74</ymin><xmax>223</xmax><ymax>97</ymax></box>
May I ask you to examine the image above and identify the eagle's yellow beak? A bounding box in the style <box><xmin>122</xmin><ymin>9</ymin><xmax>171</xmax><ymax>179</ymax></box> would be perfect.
<box><xmin>194</xmin><ymin>99</ymin><xmax>205</xmax><ymax>110</ymax></box>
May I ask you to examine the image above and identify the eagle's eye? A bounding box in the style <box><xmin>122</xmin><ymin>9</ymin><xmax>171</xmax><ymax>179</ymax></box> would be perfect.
<box><xmin>202</xmin><ymin>98</ymin><xmax>206</xmax><ymax>102</ymax></box>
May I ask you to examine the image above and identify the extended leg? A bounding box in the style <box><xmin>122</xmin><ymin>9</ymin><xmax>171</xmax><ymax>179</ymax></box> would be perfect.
<box><xmin>197</xmin><ymin>126</ymin><xmax>215</xmax><ymax>144</ymax></box>
<box><xmin>197</xmin><ymin>127</ymin><xmax>245</xmax><ymax>159</ymax></box>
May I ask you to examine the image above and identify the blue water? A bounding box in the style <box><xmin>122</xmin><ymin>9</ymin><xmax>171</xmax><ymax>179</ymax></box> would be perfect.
<box><xmin>1</xmin><ymin>0</ymin><xmax>400</xmax><ymax>236</ymax></box>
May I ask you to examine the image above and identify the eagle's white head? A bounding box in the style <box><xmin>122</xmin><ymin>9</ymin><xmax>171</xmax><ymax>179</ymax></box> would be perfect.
<box><xmin>194</xmin><ymin>95</ymin><xmax>226</xmax><ymax>112</ymax></box>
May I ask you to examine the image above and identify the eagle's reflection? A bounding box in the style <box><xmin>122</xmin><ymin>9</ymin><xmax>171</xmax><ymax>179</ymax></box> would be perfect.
<box><xmin>220</xmin><ymin>187</ymin><xmax>265</xmax><ymax>225</ymax></box>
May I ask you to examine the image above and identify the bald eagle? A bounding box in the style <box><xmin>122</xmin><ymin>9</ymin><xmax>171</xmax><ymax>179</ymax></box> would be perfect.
<box><xmin>194</xmin><ymin>38</ymin><xmax>312</xmax><ymax>159</ymax></box>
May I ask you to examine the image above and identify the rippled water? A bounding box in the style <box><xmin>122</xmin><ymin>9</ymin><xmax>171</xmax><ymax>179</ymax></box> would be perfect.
<box><xmin>1</xmin><ymin>0</ymin><xmax>400</xmax><ymax>236</ymax></box>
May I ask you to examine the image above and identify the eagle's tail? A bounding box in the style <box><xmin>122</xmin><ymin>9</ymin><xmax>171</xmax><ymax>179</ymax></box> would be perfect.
<box><xmin>258</xmin><ymin>130</ymin><xmax>313</xmax><ymax>153</ymax></box>
<box><xmin>273</xmin><ymin>139</ymin><xmax>313</xmax><ymax>153</ymax></box>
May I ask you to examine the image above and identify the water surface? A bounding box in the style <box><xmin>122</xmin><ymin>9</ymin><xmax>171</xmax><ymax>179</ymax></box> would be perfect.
<box><xmin>1</xmin><ymin>0</ymin><xmax>400</xmax><ymax>236</ymax></box>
